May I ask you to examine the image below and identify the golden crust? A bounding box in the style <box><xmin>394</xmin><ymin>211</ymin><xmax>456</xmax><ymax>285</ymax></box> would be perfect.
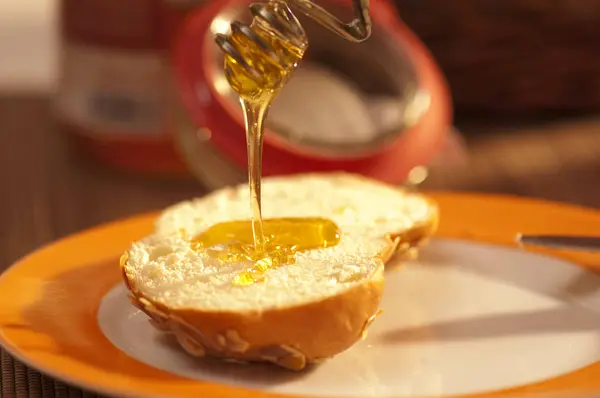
<box><xmin>389</xmin><ymin>196</ymin><xmax>439</xmax><ymax>262</ymax></box>
<box><xmin>122</xmin><ymin>262</ymin><xmax>384</xmax><ymax>370</ymax></box>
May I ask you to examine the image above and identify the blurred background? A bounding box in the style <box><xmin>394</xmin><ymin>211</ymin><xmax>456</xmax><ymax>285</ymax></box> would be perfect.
<box><xmin>1</xmin><ymin>1</ymin><xmax>600</xmax><ymax>395</ymax></box>
<box><xmin>2</xmin><ymin>0</ymin><xmax>600</xmax><ymax>266</ymax></box>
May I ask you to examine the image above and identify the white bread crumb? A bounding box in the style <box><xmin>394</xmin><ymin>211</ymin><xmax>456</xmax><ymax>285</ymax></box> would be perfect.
<box><xmin>124</xmin><ymin>173</ymin><xmax>435</xmax><ymax>311</ymax></box>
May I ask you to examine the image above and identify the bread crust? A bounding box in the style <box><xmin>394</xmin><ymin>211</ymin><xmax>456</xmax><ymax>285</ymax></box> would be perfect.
<box><xmin>122</xmin><ymin>257</ymin><xmax>384</xmax><ymax>370</ymax></box>
<box><xmin>121</xmin><ymin>173</ymin><xmax>439</xmax><ymax>370</ymax></box>
<box><xmin>389</xmin><ymin>196</ymin><xmax>439</xmax><ymax>262</ymax></box>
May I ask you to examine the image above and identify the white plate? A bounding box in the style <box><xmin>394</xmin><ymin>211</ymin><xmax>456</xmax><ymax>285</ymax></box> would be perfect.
<box><xmin>99</xmin><ymin>239</ymin><xmax>600</xmax><ymax>397</ymax></box>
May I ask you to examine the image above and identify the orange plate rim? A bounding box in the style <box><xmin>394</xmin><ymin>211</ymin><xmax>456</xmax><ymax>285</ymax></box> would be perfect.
<box><xmin>1</xmin><ymin>191</ymin><xmax>600</xmax><ymax>398</ymax></box>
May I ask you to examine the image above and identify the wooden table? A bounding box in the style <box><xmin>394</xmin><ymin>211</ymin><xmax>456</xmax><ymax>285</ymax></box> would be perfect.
<box><xmin>1</xmin><ymin>94</ymin><xmax>600</xmax><ymax>396</ymax></box>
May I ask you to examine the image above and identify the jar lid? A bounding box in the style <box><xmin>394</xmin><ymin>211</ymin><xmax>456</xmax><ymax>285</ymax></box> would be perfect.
<box><xmin>173</xmin><ymin>0</ymin><xmax>452</xmax><ymax>184</ymax></box>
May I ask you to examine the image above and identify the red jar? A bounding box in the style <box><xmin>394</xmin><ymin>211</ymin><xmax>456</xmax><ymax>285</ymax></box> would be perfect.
<box><xmin>56</xmin><ymin>0</ymin><xmax>452</xmax><ymax>187</ymax></box>
<box><xmin>56</xmin><ymin>0</ymin><xmax>191</xmax><ymax>176</ymax></box>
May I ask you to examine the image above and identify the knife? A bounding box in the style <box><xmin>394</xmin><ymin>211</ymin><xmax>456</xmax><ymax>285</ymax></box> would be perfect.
<box><xmin>516</xmin><ymin>234</ymin><xmax>600</xmax><ymax>252</ymax></box>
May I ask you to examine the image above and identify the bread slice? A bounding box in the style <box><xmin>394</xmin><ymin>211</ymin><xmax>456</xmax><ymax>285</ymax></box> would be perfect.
<box><xmin>121</xmin><ymin>173</ymin><xmax>438</xmax><ymax>370</ymax></box>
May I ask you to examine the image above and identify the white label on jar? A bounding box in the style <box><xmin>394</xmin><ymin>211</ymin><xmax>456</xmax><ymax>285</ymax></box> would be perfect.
<box><xmin>55</xmin><ymin>43</ymin><xmax>166</xmax><ymax>137</ymax></box>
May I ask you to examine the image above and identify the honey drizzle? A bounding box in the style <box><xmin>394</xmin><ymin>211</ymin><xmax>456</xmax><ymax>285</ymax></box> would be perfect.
<box><xmin>199</xmin><ymin>1</ymin><xmax>342</xmax><ymax>285</ymax></box>
<box><xmin>240</xmin><ymin>98</ymin><xmax>270</xmax><ymax>253</ymax></box>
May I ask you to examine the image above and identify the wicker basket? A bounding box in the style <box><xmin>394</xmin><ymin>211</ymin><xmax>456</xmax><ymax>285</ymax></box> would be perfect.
<box><xmin>394</xmin><ymin>0</ymin><xmax>600</xmax><ymax>115</ymax></box>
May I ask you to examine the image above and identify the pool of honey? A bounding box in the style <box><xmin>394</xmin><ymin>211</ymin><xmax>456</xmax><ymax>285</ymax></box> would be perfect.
<box><xmin>205</xmin><ymin>1</ymin><xmax>341</xmax><ymax>285</ymax></box>
<box><xmin>192</xmin><ymin>218</ymin><xmax>341</xmax><ymax>285</ymax></box>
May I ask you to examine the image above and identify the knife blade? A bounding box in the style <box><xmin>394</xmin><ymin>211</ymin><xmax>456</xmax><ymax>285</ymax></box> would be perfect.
<box><xmin>516</xmin><ymin>234</ymin><xmax>600</xmax><ymax>252</ymax></box>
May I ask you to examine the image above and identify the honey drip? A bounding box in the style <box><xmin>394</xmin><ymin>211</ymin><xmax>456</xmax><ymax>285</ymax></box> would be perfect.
<box><xmin>200</xmin><ymin>1</ymin><xmax>341</xmax><ymax>285</ymax></box>
<box><xmin>223</xmin><ymin>1</ymin><xmax>307</xmax><ymax>102</ymax></box>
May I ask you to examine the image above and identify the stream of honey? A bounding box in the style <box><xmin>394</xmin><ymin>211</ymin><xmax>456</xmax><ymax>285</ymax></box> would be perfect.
<box><xmin>194</xmin><ymin>1</ymin><xmax>341</xmax><ymax>285</ymax></box>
